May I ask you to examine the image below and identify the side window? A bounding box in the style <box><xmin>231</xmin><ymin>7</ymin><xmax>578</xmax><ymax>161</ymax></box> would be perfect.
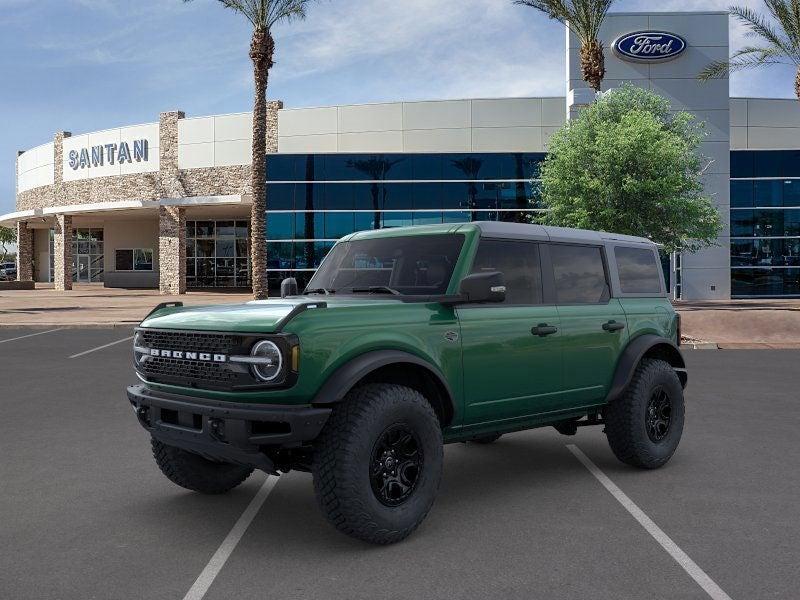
<box><xmin>470</xmin><ymin>240</ymin><xmax>542</xmax><ymax>304</ymax></box>
<box><xmin>615</xmin><ymin>246</ymin><xmax>662</xmax><ymax>294</ymax></box>
<box><xmin>550</xmin><ymin>244</ymin><xmax>609</xmax><ymax>304</ymax></box>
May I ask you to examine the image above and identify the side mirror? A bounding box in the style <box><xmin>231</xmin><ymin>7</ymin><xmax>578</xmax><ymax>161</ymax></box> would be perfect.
<box><xmin>280</xmin><ymin>277</ymin><xmax>299</xmax><ymax>298</ymax></box>
<box><xmin>457</xmin><ymin>271</ymin><xmax>506</xmax><ymax>304</ymax></box>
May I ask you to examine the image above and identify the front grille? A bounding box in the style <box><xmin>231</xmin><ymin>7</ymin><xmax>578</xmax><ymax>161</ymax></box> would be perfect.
<box><xmin>139</xmin><ymin>330</ymin><xmax>238</xmax><ymax>355</ymax></box>
<box><xmin>137</xmin><ymin>329</ymin><xmax>247</xmax><ymax>390</ymax></box>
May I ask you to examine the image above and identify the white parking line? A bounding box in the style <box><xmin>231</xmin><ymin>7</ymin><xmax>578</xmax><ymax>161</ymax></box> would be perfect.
<box><xmin>68</xmin><ymin>335</ymin><xmax>134</xmax><ymax>359</ymax></box>
<box><xmin>567</xmin><ymin>444</ymin><xmax>733</xmax><ymax>600</ymax></box>
<box><xmin>183</xmin><ymin>476</ymin><xmax>278</xmax><ymax>600</ymax></box>
<box><xmin>0</xmin><ymin>329</ymin><xmax>63</xmax><ymax>345</ymax></box>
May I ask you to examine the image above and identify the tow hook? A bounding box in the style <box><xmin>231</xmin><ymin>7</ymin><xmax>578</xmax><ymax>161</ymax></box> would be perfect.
<box><xmin>209</xmin><ymin>418</ymin><xmax>226</xmax><ymax>441</ymax></box>
<box><xmin>135</xmin><ymin>406</ymin><xmax>150</xmax><ymax>427</ymax></box>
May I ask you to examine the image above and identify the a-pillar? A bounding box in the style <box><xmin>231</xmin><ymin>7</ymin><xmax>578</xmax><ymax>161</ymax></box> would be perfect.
<box><xmin>16</xmin><ymin>221</ymin><xmax>33</xmax><ymax>282</ymax></box>
<box><xmin>53</xmin><ymin>214</ymin><xmax>73</xmax><ymax>291</ymax></box>
<box><xmin>159</xmin><ymin>205</ymin><xmax>186</xmax><ymax>295</ymax></box>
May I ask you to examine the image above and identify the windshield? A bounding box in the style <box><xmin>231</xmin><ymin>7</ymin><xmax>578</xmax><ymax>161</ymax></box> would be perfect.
<box><xmin>306</xmin><ymin>234</ymin><xmax>465</xmax><ymax>296</ymax></box>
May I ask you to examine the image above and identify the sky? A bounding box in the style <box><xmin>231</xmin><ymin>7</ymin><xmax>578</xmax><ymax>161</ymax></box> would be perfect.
<box><xmin>0</xmin><ymin>0</ymin><xmax>797</xmax><ymax>215</ymax></box>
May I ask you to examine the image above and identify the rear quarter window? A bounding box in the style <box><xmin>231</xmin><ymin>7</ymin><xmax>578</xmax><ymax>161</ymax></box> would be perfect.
<box><xmin>615</xmin><ymin>246</ymin><xmax>662</xmax><ymax>294</ymax></box>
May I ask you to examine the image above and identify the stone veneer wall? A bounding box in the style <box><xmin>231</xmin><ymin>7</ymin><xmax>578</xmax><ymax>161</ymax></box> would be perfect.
<box><xmin>158</xmin><ymin>206</ymin><xmax>186</xmax><ymax>295</ymax></box>
<box><xmin>15</xmin><ymin>222</ymin><xmax>33</xmax><ymax>281</ymax></box>
<box><xmin>53</xmin><ymin>214</ymin><xmax>73</xmax><ymax>291</ymax></box>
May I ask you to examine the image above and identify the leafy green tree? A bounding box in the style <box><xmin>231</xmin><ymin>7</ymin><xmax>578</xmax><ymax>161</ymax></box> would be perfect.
<box><xmin>0</xmin><ymin>226</ymin><xmax>15</xmax><ymax>262</ymax></box>
<box><xmin>183</xmin><ymin>0</ymin><xmax>316</xmax><ymax>299</ymax></box>
<box><xmin>536</xmin><ymin>84</ymin><xmax>722</xmax><ymax>253</ymax></box>
<box><xmin>515</xmin><ymin>0</ymin><xmax>615</xmax><ymax>92</ymax></box>
<box><xmin>699</xmin><ymin>2</ymin><xmax>800</xmax><ymax>100</ymax></box>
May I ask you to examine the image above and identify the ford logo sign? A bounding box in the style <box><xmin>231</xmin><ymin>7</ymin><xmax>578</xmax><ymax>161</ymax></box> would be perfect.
<box><xmin>613</xmin><ymin>31</ymin><xmax>687</xmax><ymax>63</ymax></box>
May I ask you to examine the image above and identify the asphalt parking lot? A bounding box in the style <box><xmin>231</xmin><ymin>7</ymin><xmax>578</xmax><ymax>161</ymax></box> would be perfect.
<box><xmin>1</xmin><ymin>328</ymin><xmax>798</xmax><ymax>600</ymax></box>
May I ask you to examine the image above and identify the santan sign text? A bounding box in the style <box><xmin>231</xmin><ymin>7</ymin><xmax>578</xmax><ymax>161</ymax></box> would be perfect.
<box><xmin>68</xmin><ymin>139</ymin><xmax>149</xmax><ymax>170</ymax></box>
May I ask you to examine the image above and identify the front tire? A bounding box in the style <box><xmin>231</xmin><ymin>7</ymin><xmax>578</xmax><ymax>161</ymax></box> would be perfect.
<box><xmin>312</xmin><ymin>384</ymin><xmax>443</xmax><ymax>545</ymax></box>
<box><xmin>604</xmin><ymin>359</ymin><xmax>685</xmax><ymax>469</ymax></box>
<box><xmin>151</xmin><ymin>438</ymin><xmax>253</xmax><ymax>494</ymax></box>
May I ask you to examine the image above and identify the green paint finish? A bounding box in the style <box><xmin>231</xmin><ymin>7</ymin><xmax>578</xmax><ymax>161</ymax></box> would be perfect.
<box><xmin>135</xmin><ymin>226</ymin><xmax>682</xmax><ymax>441</ymax></box>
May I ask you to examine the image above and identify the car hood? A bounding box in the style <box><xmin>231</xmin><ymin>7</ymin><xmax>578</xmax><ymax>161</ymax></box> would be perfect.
<box><xmin>139</xmin><ymin>296</ymin><xmax>404</xmax><ymax>333</ymax></box>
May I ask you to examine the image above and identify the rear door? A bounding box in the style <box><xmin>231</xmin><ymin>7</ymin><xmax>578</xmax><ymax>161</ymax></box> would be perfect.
<box><xmin>458</xmin><ymin>239</ymin><xmax>563</xmax><ymax>426</ymax></box>
<box><xmin>546</xmin><ymin>243</ymin><xmax>628</xmax><ymax>408</ymax></box>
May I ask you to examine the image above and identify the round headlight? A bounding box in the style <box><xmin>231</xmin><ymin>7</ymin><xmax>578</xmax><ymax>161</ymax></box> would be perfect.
<box><xmin>251</xmin><ymin>340</ymin><xmax>283</xmax><ymax>382</ymax></box>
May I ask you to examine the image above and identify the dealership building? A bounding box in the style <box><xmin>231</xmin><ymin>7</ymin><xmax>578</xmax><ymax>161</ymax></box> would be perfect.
<box><xmin>4</xmin><ymin>10</ymin><xmax>800</xmax><ymax>299</ymax></box>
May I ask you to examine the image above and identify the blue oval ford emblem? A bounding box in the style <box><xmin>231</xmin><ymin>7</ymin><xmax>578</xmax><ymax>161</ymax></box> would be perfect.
<box><xmin>613</xmin><ymin>31</ymin><xmax>687</xmax><ymax>62</ymax></box>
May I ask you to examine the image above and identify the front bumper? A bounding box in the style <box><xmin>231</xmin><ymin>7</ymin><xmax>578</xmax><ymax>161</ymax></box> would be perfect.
<box><xmin>127</xmin><ymin>384</ymin><xmax>331</xmax><ymax>473</ymax></box>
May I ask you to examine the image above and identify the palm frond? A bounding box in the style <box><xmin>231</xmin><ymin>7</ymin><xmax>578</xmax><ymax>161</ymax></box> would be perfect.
<box><xmin>730</xmin><ymin>5</ymin><xmax>800</xmax><ymax>64</ymax></box>
<box><xmin>186</xmin><ymin>0</ymin><xmax>312</xmax><ymax>30</ymax></box>
<box><xmin>764</xmin><ymin>0</ymin><xmax>800</xmax><ymax>45</ymax></box>
<box><xmin>699</xmin><ymin>46</ymin><xmax>789</xmax><ymax>80</ymax></box>
<box><xmin>515</xmin><ymin>0</ymin><xmax>615</xmax><ymax>43</ymax></box>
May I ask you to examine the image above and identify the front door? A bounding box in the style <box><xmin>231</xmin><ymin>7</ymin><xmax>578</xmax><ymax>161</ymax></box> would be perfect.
<box><xmin>547</xmin><ymin>243</ymin><xmax>628</xmax><ymax>407</ymax></box>
<box><xmin>77</xmin><ymin>255</ymin><xmax>90</xmax><ymax>282</ymax></box>
<box><xmin>458</xmin><ymin>239</ymin><xmax>563</xmax><ymax>427</ymax></box>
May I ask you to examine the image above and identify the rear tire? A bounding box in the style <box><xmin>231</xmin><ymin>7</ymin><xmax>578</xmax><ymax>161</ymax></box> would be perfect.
<box><xmin>312</xmin><ymin>383</ymin><xmax>443</xmax><ymax>545</ymax></box>
<box><xmin>151</xmin><ymin>438</ymin><xmax>253</xmax><ymax>494</ymax></box>
<box><xmin>604</xmin><ymin>358</ymin><xmax>684</xmax><ymax>469</ymax></box>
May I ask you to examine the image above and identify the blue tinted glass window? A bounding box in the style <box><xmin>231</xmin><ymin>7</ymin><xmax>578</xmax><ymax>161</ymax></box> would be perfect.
<box><xmin>518</xmin><ymin>153</ymin><xmax>546</xmax><ymax>179</ymax></box>
<box><xmin>471</xmin><ymin>182</ymin><xmax>499</xmax><ymax>210</ymax></box>
<box><xmin>444</xmin><ymin>154</ymin><xmax>486</xmax><ymax>180</ymax></box>
<box><xmin>783</xmin><ymin>180</ymin><xmax>800</xmax><ymax>207</ymax></box>
<box><xmin>442</xmin><ymin>183</ymin><xmax>469</xmax><ymax>209</ymax></box>
<box><xmin>325</xmin><ymin>212</ymin><xmax>355</xmax><ymax>239</ymax></box>
<box><xmin>294</xmin><ymin>183</ymin><xmax>324</xmax><ymax>211</ymax></box>
<box><xmin>266</xmin><ymin>155</ymin><xmax>297</xmax><ymax>181</ymax></box>
<box><xmin>443</xmin><ymin>211</ymin><xmax>471</xmax><ymax>223</ymax></box>
<box><xmin>355</xmin><ymin>211</ymin><xmax>379</xmax><ymax>232</ymax></box>
<box><xmin>267</xmin><ymin>242</ymin><xmax>294</xmax><ymax>270</ymax></box>
<box><xmin>266</xmin><ymin>184</ymin><xmax>294</xmax><ymax>210</ymax></box>
<box><xmin>732</xmin><ymin>268</ymin><xmax>800</xmax><ymax>296</ymax></box>
<box><xmin>498</xmin><ymin>182</ymin><xmax>530</xmax><ymax>209</ymax></box>
<box><xmin>383</xmin><ymin>154</ymin><xmax>412</xmax><ymax>180</ymax></box>
<box><xmin>754</xmin><ymin>151</ymin><xmax>783</xmax><ymax>177</ymax></box>
<box><xmin>786</xmin><ymin>209</ymin><xmax>800</xmax><ymax>235</ymax></box>
<box><xmin>266</xmin><ymin>213</ymin><xmax>294</xmax><ymax>240</ymax></box>
<box><xmin>730</xmin><ymin>151</ymin><xmax>754</xmax><ymax>178</ymax></box>
<box><xmin>781</xmin><ymin>150</ymin><xmax>800</xmax><ymax>177</ymax></box>
<box><xmin>325</xmin><ymin>155</ymin><xmax>358</xmax><ymax>180</ymax></box>
<box><xmin>413</xmin><ymin>182</ymin><xmax>443</xmax><ymax>209</ymax></box>
<box><xmin>296</xmin><ymin>155</ymin><xmax>324</xmax><ymax>181</ymax></box>
<box><xmin>412</xmin><ymin>154</ymin><xmax>442</xmax><ymax>180</ymax></box>
<box><xmin>383</xmin><ymin>212</ymin><xmax>413</xmax><ymax>228</ymax></box>
<box><xmin>354</xmin><ymin>183</ymin><xmax>380</xmax><ymax>210</ymax></box>
<box><xmin>730</xmin><ymin>181</ymin><xmax>754</xmax><ymax>208</ymax></box>
<box><xmin>325</xmin><ymin>183</ymin><xmax>354</xmax><ymax>210</ymax></box>
<box><xmin>754</xmin><ymin>180</ymin><xmax>783</xmax><ymax>207</ymax></box>
<box><xmin>473</xmin><ymin>153</ymin><xmax>504</xmax><ymax>179</ymax></box>
<box><xmin>382</xmin><ymin>183</ymin><xmax>413</xmax><ymax>210</ymax></box>
<box><xmin>294</xmin><ymin>212</ymin><xmax>324</xmax><ymax>239</ymax></box>
<box><xmin>413</xmin><ymin>211</ymin><xmax>443</xmax><ymax>225</ymax></box>
<box><xmin>731</xmin><ymin>210</ymin><xmax>754</xmax><ymax>237</ymax></box>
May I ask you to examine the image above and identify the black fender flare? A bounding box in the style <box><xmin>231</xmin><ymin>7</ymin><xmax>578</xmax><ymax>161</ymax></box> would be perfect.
<box><xmin>606</xmin><ymin>335</ymin><xmax>687</xmax><ymax>403</ymax></box>
<box><xmin>311</xmin><ymin>349</ymin><xmax>455</xmax><ymax>423</ymax></box>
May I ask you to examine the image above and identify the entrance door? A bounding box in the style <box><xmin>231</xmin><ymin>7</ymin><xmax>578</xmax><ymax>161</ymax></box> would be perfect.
<box><xmin>458</xmin><ymin>239</ymin><xmax>563</xmax><ymax>427</ymax></box>
<box><xmin>77</xmin><ymin>255</ymin><xmax>90</xmax><ymax>282</ymax></box>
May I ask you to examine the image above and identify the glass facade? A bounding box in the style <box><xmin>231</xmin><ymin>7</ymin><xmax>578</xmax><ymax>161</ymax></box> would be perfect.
<box><xmin>731</xmin><ymin>151</ymin><xmax>800</xmax><ymax>297</ymax></box>
<box><xmin>264</xmin><ymin>152</ymin><xmax>546</xmax><ymax>291</ymax></box>
<box><xmin>186</xmin><ymin>220</ymin><xmax>251</xmax><ymax>288</ymax></box>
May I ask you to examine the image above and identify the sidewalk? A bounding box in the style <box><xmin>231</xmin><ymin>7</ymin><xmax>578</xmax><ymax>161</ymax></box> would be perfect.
<box><xmin>0</xmin><ymin>284</ymin><xmax>252</xmax><ymax>328</ymax></box>
<box><xmin>675</xmin><ymin>299</ymin><xmax>800</xmax><ymax>349</ymax></box>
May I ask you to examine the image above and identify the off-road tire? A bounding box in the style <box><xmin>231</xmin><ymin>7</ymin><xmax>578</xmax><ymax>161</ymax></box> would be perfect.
<box><xmin>151</xmin><ymin>438</ymin><xmax>253</xmax><ymax>494</ymax></box>
<box><xmin>470</xmin><ymin>433</ymin><xmax>503</xmax><ymax>444</ymax></box>
<box><xmin>312</xmin><ymin>383</ymin><xmax>443</xmax><ymax>545</ymax></box>
<box><xmin>604</xmin><ymin>358</ymin><xmax>685</xmax><ymax>469</ymax></box>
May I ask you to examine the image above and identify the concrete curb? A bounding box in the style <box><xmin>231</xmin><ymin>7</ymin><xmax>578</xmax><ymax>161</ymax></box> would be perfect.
<box><xmin>687</xmin><ymin>342</ymin><xmax>720</xmax><ymax>350</ymax></box>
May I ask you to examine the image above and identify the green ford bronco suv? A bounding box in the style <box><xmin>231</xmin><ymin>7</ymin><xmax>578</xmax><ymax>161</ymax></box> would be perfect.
<box><xmin>127</xmin><ymin>222</ymin><xmax>686</xmax><ymax>544</ymax></box>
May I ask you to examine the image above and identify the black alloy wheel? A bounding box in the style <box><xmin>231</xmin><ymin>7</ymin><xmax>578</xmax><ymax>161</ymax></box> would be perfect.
<box><xmin>645</xmin><ymin>386</ymin><xmax>672</xmax><ymax>443</ymax></box>
<box><xmin>369</xmin><ymin>424</ymin><xmax>423</xmax><ymax>506</ymax></box>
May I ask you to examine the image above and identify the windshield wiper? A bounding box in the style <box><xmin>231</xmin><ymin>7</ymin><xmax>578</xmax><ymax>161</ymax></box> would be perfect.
<box><xmin>350</xmin><ymin>286</ymin><xmax>401</xmax><ymax>295</ymax></box>
<box><xmin>304</xmin><ymin>287</ymin><xmax>334</xmax><ymax>295</ymax></box>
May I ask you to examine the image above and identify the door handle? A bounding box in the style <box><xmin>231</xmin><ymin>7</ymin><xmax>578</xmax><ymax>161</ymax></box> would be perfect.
<box><xmin>602</xmin><ymin>320</ymin><xmax>626</xmax><ymax>332</ymax></box>
<box><xmin>531</xmin><ymin>324</ymin><xmax>558</xmax><ymax>337</ymax></box>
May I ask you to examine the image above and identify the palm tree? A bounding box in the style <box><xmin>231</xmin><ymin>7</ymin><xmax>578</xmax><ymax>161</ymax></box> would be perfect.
<box><xmin>699</xmin><ymin>3</ymin><xmax>800</xmax><ymax>101</ymax></box>
<box><xmin>348</xmin><ymin>157</ymin><xmax>405</xmax><ymax>230</ymax></box>
<box><xmin>184</xmin><ymin>0</ymin><xmax>315</xmax><ymax>299</ymax></box>
<box><xmin>515</xmin><ymin>0</ymin><xmax>615</xmax><ymax>92</ymax></box>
